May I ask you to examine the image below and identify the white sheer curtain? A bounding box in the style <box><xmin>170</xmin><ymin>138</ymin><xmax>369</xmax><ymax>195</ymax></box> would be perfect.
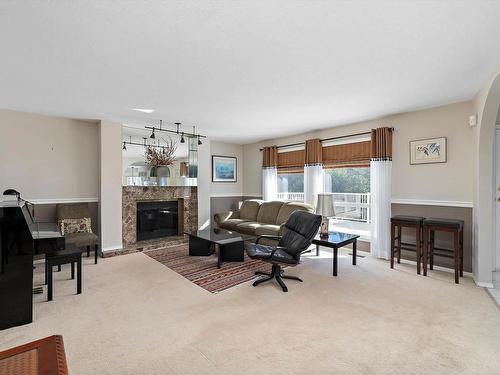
<box><xmin>262</xmin><ymin>167</ymin><xmax>278</xmax><ymax>201</ymax></box>
<box><xmin>370</xmin><ymin>159</ymin><xmax>392</xmax><ymax>259</ymax></box>
<box><xmin>304</xmin><ymin>164</ymin><xmax>324</xmax><ymax>206</ymax></box>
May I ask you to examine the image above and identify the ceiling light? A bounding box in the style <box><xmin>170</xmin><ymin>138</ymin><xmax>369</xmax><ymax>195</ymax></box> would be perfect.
<box><xmin>122</xmin><ymin>142</ymin><xmax>127</xmax><ymax>150</ymax></box>
<box><xmin>132</xmin><ymin>108</ymin><xmax>155</xmax><ymax>114</ymax></box>
<box><xmin>180</xmin><ymin>133</ymin><xmax>185</xmax><ymax>143</ymax></box>
<box><xmin>197</xmin><ymin>136</ymin><xmax>202</xmax><ymax>146</ymax></box>
<box><xmin>150</xmin><ymin>128</ymin><xmax>155</xmax><ymax>139</ymax></box>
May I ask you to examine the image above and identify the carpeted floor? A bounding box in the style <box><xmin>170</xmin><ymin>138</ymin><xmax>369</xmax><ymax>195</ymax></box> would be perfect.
<box><xmin>0</xmin><ymin>248</ymin><xmax>499</xmax><ymax>374</ymax></box>
<box><xmin>144</xmin><ymin>243</ymin><xmax>272</xmax><ymax>293</ymax></box>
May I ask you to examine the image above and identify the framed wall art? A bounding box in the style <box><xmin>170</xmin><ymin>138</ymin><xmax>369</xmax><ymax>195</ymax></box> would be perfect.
<box><xmin>409</xmin><ymin>137</ymin><xmax>447</xmax><ymax>165</ymax></box>
<box><xmin>212</xmin><ymin>155</ymin><xmax>237</xmax><ymax>182</ymax></box>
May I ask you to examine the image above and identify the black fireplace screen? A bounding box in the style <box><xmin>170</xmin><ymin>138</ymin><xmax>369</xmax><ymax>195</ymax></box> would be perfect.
<box><xmin>136</xmin><ymin>201</ymin><xmax>179</xmax><ymax>241</ymax></box>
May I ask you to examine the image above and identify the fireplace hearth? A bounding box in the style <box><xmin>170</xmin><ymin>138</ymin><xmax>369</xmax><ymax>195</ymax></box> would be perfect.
<box><xmin>136</xmin><ymin>200</ymin><xmax>180</xmax><ymax>241</ymax></box>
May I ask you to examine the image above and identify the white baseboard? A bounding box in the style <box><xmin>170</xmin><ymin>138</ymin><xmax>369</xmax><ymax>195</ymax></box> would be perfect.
<box><xmin>102</xmin><ymin>245</ymin><xmax>123</xmax><ymax>252</ymax></box>
<box><xmin>472</xmin><ymin>274</ymin><xmax>494</xmax><ymax>288</ymax></box>
<box><xmin>210</xmin><ymin>194</ymin><xmax>244</xmax><ymax>198</ymax></box>
<box><xmin>391</xmin><ymin>198</ymin><xmax>473</xmax><ymax>208</ymax></box>
<box><xmin>29</xmin><ymin>197</ymin><xmax>99</xmax><ymax>204</ymax></box>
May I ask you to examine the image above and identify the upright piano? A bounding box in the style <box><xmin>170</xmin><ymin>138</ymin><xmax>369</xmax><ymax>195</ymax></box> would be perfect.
<box><xmin>0</xmin><ymin>201</ymin><xmax>64</xmax><ymax>330</ymax></box>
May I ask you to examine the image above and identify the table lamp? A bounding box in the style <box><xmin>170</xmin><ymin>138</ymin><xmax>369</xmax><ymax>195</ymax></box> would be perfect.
<box><xmin>315</xmin><ymin>193</ymin><xmax>335</xmax><ymax>238</ymax></box>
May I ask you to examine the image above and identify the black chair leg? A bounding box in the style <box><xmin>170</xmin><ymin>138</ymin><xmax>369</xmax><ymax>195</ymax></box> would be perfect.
<box><xmin>252</xmin><ymin>264</ymin><xmax>302</xmax><ymax>292</ymax></box>
<box><xmin>87</xmin><ymin>246</ymin><xmax>90</xmax><ymax>257</ymax></box>
<box><xmin>275</xmin><ymin>274</ymin><xmax>288</xmax><ymax>292</ymax></box>
<box><xmin>77</xmin><ymin>258</ymin><xmax>82</xmax><ymax>294</ymax></box>
<box><xmin>281</xmin><ymin>274</ymin><xmax>303</xmax><ymax>282</ymax></box>
<box><xmin>48</xmin><ymin>263</ymin><xmax>53</xmax><ymax>302</ymax></box>
<box><xmin>255</xmin><ymin>271</ymin><xmax>270</xmax><ymax>276</ymax></box>
<box><xmin>253</xmin><ymin>274</ymin><xmax>273</xmax><ymax>286</ymax></box>
<box><xmin>71</xmin><ymin>262</ymin><xmax>75</xmax><ymax>280</ymax></box>
<box><xmin>94</xmin><ymin>244</ymin><xmax>98</xmax><ymax>264</ymax></box>
<box><xmin>57</xmin><ymin>264</ymin><xmax>61</xmax><ymax>272</ymax></box>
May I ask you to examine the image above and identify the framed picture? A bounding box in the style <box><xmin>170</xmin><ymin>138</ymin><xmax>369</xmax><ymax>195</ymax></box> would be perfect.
<box><xmin>212</xmin><ymin>155</ymin><xmax>237</xmax><ymax>182</ymax></box>
<box><xmin>409</xmin><ymin>137</ymin><xmax>447</xmax><ymax>165</ymax></box>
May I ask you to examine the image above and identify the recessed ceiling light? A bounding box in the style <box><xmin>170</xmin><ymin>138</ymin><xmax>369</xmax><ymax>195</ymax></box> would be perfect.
<box><xmin>132</xmin><ymin>108</ymin><xmax>155</xmax><ymax>114</ymax></box>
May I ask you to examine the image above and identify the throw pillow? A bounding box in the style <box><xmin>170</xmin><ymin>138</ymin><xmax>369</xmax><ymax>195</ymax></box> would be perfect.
<box><xmin>59</xmin><ymin>217</ymin><xmax>92</xmax><ymax>236</ymax></box>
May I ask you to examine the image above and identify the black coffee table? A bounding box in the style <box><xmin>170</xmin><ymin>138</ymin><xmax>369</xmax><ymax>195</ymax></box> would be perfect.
<box><xmin>312</xmin><ymin>232</ymin><xmax>360</xmax><ymax>276</ymax></box>
<box><xmin>184</xmin><ymin>228</ymin><xmax>256</xmax><ymax>268</ymax></box>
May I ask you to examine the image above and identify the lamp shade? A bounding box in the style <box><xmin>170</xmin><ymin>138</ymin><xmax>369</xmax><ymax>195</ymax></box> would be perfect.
<box><xmin>315</xmin><ymin>193</ymin><xmax>335</xmax><ymax>217</ymax></box>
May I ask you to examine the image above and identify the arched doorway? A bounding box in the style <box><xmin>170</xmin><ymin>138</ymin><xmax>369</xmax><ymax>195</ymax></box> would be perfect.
<box><xmin>475</xmin><ymin>69</ymin><xmax>500</xmax><ymax>287</ymax></box>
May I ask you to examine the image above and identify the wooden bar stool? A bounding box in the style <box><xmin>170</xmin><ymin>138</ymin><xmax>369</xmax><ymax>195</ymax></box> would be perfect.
<box><xmin>390</xmin><ymin>215</ymin><xmax>425</xmax><ymax>274</ymax></box>
<box><xmin>422</xmin><ymin>218</ymin><xmax>464</xmax><ymax>284</ymax></box>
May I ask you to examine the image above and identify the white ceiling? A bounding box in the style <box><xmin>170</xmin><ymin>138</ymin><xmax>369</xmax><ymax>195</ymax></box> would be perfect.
<box><xmin>1</xmin><ymin>1</ymin><xmax>500</xmax><ymax>144</ymax></box>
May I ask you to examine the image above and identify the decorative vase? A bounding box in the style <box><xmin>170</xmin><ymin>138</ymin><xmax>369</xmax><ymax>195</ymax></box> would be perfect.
<box><xmin>320</xmin><ymin>216</ymin><xmax>330</xmax><ymax>238</ymax></box>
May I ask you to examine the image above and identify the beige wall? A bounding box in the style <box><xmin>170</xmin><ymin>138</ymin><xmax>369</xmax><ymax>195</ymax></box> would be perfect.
<box><xmin>210</xmin><ymin>141</ymin><xmax>244</xmax><ymax>196</ymax></box>
<box><xmin>472</xmin><ymin>64</ymin><xmax>500</xmax><ymax>286</ymax></box>
<box><xmin>0</xmin><ymin>109</ymin><xmax>99</xmax><ymax>201</ymax></box>
<box><xmin>197</xmin><ymin>140</ymin><xmax>211</xmax><ymax>228</ymax></box>
<box><xmin>99</xmin><ymin>121</ymin><xmax>123</xmax><ymax>252</ymax></box>
<box><xmin>243</xmin><ymin>101</ymin><xmax>475</xmax><ymax>204</ymax></box>
<box><xmin>197</xmin><ymin>140</ymin><xmax>244</xmax><ymax>228</ymax></box>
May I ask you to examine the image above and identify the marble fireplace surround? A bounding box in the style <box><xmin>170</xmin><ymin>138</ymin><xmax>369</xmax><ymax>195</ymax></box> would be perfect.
<box><xmin>122</xmin><ymin>186</ymin><xmax>197</xmax><ymax>253</ymax></box>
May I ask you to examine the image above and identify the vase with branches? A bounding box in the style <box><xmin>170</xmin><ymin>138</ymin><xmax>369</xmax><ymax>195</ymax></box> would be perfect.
<box><xmin>145</xmin><ymin>137</ymin><xmax>177</xmax><ymax>167</ymax></box>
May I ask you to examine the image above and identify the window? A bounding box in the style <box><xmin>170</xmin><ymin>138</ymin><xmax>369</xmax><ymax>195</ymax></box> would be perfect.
<box><xmin>324</xmin><ymin>167</ymin><xmax>370</xmax><ymax>223</ymax></box>
<box><xmin>277</xmin><ymin>173</ymin><xmax>304</xmax><ymax>201</ymax></box>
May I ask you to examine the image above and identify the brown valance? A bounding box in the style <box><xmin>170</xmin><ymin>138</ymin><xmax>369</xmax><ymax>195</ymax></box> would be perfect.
<box><xmin>262</xmin><ymin>146</ymin><xmax>278</xmax><ymax>168</ymax></box>
<box><xmin>277</xmin><ymin>149</ymin><xmax>304</xmax><ymax>172</ymax></box>
<box><xmin>371</xmin><ymin>127</ymin><xmax>393</xmax><ymax>160</ymax></box>
<box><xmin>305</xmin><ymin>138</ymin><xmax>322</xmax><ymax>165</ymax></box>
<box><xmin>322</xmin><ymin>140</ymin><xmax>371</xmax><ymax>168</ymax></box>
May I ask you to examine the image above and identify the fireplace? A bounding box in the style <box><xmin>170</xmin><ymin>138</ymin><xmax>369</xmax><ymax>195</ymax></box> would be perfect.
<box><xmin>136</xmin><ymin>200</ymin><xmax>181</xmax><ymax>241</ymax></box>
<box><xmin>122</xmin><ymin>186</ymin><xmax>196</xmax><ymax>251</ymax></box>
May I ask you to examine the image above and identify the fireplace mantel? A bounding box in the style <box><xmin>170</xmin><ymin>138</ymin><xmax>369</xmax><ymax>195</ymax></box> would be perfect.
<box><xmin>122</xmin><ymin>186</ymin><xmax>197</xmax><ymax>248</ymax></box>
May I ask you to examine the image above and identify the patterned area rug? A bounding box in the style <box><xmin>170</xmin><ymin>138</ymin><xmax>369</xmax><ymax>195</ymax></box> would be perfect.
<box><xmin>143</xmin><ymin>243</ymin><xmax>273</xmax><ymax>293</ymax></box>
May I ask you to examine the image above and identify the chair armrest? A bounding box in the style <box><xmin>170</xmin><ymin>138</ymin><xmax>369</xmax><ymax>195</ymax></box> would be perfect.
<box><xmin>255</xmin><ymin>235</ymin><xmax>282</xmax><ymax>244</ymax></box>
<box><xmin>214</xmin><ymin>210</ymin><xmax>240</xmax><ymax>226</ymax></box>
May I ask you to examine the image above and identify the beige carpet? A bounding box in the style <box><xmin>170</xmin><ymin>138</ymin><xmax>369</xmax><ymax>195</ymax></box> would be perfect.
<box><xmin>0</xmin><ymin>248</ymin><xmax>499</xmax><ymax>375</ymax></box>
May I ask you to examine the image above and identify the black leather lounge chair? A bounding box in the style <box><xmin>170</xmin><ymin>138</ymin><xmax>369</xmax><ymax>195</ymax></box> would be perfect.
<box><xmin>245</xmin><ymin>210</ymin><xmax>321</xmax><ymax>292</ymax></box>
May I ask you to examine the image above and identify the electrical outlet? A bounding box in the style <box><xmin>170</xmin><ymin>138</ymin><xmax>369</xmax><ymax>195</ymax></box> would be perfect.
<box><xmin>469</xmin><ymin>114</ymin><xmax>477</xmax><ymax>127</ymax></box>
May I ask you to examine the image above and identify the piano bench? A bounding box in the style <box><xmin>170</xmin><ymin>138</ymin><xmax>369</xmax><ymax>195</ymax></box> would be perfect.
<box><xmin>45</xmin><ymin>246</ymin><xmax>82</xmax><ymax>302</ymax></box>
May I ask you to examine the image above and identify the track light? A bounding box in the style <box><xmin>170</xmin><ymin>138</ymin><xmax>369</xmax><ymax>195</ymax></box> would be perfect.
<box><xmin>122</xmin><ymin>142</ymin><xmax>127</xmax><ymax>150</ymax></box>
<box><xmin>197</xmin><ymin>136</ymin><xmax>202</xmax><ymax>145</ymax></box>
<box><xmin>144</xmin><ymin>121</ymin><xmax>205</xmax><ymax>144</ymax></box>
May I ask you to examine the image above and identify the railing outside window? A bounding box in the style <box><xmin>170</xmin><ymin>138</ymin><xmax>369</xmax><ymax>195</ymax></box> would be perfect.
<box><xmin>276</xmin><ymin>192</ymin><xmax>305</xmax><ymax>201</ymax></box>
<box><xmin>276</xmin><ymin>192</ymin><xmax>370</xmax><ymax>223</ymax></box>
<box><xmin>332</xmin><ymin>193</ymin><xmax>370</xmax><ymax>223</ymax></box>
